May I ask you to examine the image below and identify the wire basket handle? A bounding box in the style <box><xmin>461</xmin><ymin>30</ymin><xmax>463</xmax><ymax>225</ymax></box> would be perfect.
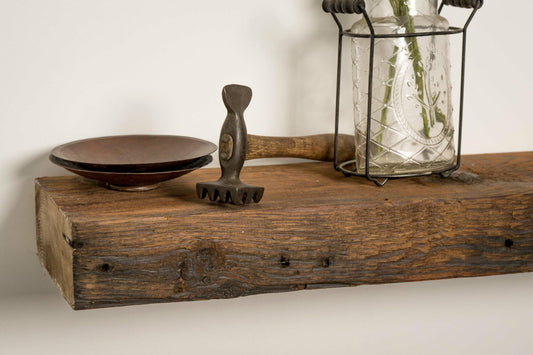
<box><xmin>442</xmin><ymin>0</ymin><xmax>483</xmax><ymax>9</ymax></box>
<box><xmin>322</xmin><ymin>0</ymin><xmax>365</xmax><ymax>14</ymax></box>
<box><xmin>322</xmin><ymin>0</ymin><xmax>483</xmax><ymax>14</ymax></box>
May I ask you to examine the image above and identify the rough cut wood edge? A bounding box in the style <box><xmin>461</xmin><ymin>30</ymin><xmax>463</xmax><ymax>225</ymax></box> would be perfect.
<box><xmin>35</xmin><ymin>153</ymin><xmax>533</xmax><ymax>310</ymax></box>
<box><xmin>36</xmin><ymin>181</ymin><xmax>75</xmax><ymax>306</ymax></box>
<box><xmin>71</xmin><ymin>192</ymin><xmax>533</xmax><ymax>310</ymax></box>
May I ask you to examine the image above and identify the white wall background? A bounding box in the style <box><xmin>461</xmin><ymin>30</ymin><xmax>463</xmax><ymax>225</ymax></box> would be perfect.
<box><xmin>0</xmin><ymin>0</ymin><xmax>532</xmax><ymax>354</ymax></box>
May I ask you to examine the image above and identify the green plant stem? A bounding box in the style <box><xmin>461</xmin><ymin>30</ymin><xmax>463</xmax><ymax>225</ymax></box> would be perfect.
<box><xmin>386</xmin><ymin>0</ymin><xmax>431</xmax><ymax>138</ymax></box>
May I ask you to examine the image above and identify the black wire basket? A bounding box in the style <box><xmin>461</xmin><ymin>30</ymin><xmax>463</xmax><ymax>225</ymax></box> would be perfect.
<box><xmin>323</xmin><ymin>0</ymin><xmax>483</xmax><ymax>186</ymax></box>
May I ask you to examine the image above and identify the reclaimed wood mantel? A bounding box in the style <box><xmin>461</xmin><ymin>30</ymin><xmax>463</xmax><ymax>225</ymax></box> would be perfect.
<box><xmin>36</xmin><ymin>152</ymin><xmax>533</xmax><ymax>310</ymax></box>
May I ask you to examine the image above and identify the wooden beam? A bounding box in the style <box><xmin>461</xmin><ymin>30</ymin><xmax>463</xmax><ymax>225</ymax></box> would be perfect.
<box><xmin>35</xmin><ymin>152</ymin><xmax>533</xmax><ymax>310</ymax></box>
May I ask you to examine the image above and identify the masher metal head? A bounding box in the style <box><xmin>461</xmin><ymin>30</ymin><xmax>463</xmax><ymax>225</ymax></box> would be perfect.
<box><xmin>196</xmin><ymin>84</ymin><xmax>265</xmax><ymax>205</ymax></box>
<box><xmin>196</xmin><ymin>178</ymin><xmax>264</xmax><ymax>205</ymax></box>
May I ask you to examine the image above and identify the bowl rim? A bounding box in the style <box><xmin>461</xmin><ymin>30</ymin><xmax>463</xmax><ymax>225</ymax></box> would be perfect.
<box><xmin>50</xmin><ymin>135</ymin><xmax>217</xmax><ymax>172</ymax></box>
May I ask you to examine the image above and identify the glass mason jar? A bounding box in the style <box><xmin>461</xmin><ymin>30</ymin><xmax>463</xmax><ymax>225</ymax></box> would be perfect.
<box><xmin>351</xmin><ymin>0</ymin><xmax>455</xmax><ymax>176</ymax></box>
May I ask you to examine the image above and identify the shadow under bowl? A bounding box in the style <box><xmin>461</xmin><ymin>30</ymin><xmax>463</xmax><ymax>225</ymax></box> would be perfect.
<box><xmin>64</xmin><ymin>155</ymin><xmax>213</xmax><ymax>192</ymax></box>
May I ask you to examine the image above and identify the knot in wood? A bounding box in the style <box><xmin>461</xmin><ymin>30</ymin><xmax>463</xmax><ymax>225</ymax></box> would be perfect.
<box><xmin>195</xmin><ymin>243</ymin><xmax>226</xmax><ymax>282</ymax></box>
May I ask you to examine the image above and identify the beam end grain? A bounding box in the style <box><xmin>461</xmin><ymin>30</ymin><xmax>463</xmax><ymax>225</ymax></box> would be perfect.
<box><xmin>36</xmin><ymin>180</ymin><xmax>75</xmax><ymax>307</ymax></box>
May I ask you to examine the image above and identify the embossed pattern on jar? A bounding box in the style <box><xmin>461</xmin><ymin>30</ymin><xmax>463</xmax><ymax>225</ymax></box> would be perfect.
<box><xmin>351</xmin><ymin>0</ymin><xmax>455</xmax><ymax>176</ymax></box>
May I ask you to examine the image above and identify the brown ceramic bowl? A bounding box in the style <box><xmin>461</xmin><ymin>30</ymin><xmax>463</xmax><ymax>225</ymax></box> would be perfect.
<box><xmin>50</xmin><ymin>135</ymin><xmax>217</xmax><ymax>173</ymax></box>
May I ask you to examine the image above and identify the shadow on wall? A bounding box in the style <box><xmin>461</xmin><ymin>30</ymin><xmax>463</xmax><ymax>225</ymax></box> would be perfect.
<box><xmin>0</xmin><ymin>102</ymin><xmax>171</xmax><ymax>298</ymax></box>
<box><xmin>286</xmin><ymin>1</ymin><xmax>354</xmax><ymax>136</ymax></box>
<box><xmin>0</xmin><ymin>152</ymin><xmax>66</xmax><ymax>297</ymax></box>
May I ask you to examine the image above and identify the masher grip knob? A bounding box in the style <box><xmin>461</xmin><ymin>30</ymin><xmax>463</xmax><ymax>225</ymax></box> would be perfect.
<box><xmin>322</xmin><ymin>0</ymin><xmax>366</xmax><ymax>14</ymax></box>
<box><xmin>442</xmin><ymin>0</ymin><xmax>483</xmax><ymax>9</ymax></box>
<box><xmin>222</xmin><ymin>84</ymin><xmax>252</xmax><ymax>116</ymax></box>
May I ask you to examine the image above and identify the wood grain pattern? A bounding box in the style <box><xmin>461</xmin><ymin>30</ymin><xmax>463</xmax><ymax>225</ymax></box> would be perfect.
<box><xmin>246</xmin><ymin>134</ymin><xmax>355</xmax><ymax>162</ymax></box>
<box><xmin>35</xmin><ymin>152</ymin><xmax>533</xmax><ymax>310</ymax></box>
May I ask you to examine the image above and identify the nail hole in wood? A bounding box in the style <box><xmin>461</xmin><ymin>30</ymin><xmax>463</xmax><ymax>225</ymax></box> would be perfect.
<box><xmin>280</xmin><ymin>256</ymin><xmax>290</xmax><ymax>268</ymax></box>
<box><xmin>322</xmin><ymin>258</ymin><xmax>331</xmax><ymax>268</ymax></box>
<box><xmin>99</xmin><ymin>263</ymin><xmax>112</xmax><ymax>272</ymax></box>
<box><xmin>505</xmin><ymin>239</ymin><xmax>514</xmax><ymax>248</ymax></box>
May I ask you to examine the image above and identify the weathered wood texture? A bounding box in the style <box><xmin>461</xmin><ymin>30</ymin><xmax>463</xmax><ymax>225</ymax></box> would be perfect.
<box><xmin>36</xmin><ymin>152</ymin><xmax>533</xmax><ymax>310</ymax></box>
<box><xmin>246</xmin><ymin>134</ymin><xmax>355</xmax><ymax>162</ymax></box>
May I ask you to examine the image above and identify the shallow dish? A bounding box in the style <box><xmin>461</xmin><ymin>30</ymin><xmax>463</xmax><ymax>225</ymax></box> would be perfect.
<box><xmin>50</xmin><ymin>135</ymin><xmax>217</xmax><ymax>173</ymax></box>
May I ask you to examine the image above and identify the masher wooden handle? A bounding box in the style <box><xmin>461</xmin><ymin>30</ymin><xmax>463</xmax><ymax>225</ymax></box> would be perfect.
<box><xmin>246</xmin><ymin>134</ymin><xmax>354</xmax><ymax>162</ymax></box>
